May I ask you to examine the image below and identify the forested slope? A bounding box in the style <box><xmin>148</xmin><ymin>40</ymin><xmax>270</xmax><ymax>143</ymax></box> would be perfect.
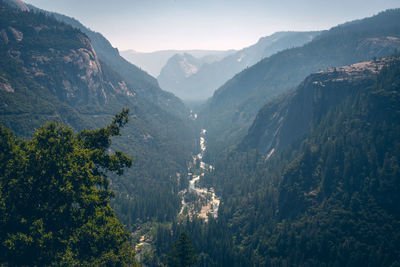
<box><xmin>200</xmin><ymin>9</ymin><xmax>400</xmax><ymax>159</ymax></box>
<box><xmin>153</xmin><ymin>56</ymin><xmax>400</xmax><ymax>266</ymax></box>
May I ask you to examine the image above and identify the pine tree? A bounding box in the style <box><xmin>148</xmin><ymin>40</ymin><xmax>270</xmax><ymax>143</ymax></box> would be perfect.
<box><xmin>167</xmin><ymin>232</ymin><xmax>198</xmax><ymax>267</ymax></box>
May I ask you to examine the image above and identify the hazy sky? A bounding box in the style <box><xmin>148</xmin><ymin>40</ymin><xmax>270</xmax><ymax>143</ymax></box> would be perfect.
<box><xmin>24</xmin><ymin>0</ymin><xmax>400</xmax><ymax>52</ymax></box>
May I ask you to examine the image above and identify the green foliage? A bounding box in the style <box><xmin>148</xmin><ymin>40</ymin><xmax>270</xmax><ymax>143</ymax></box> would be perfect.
<box><xmin>167</xmin><ymin>232</ymin><xmax>198</xmax><ymax>267</ymax></box>
<box><xmin>200</xmin><ymin>8</ymin><xmax>400</xmax><ymax>160</ymax></box>
<box><xmin>0</xmin><ymin>110</ymin><xmax>135</xmax><ymax>266</ymax></box>
<box><xmin>153</xmin><ymin>58</ymin><xmax>400</xmax><ymax>266</ymax></box>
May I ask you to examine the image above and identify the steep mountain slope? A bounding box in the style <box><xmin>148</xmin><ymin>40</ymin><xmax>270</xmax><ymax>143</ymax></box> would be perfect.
<box><xmin>0</xmin><ymin>3</ymin><xmax>195</xmax><ymax>227</ymax></box>
<box><xmin>239</xmin><ymin>58</ymin><xmax>391</xmax><ymax>155</ymax></box>
<box><xmin>27</xmin><ymin>5</ymin><xmax>188</xmax><ymax>119</ymax></box>
<box><xmin>121</xmin><ymin>49</ymin><xmax>235</xmax><ymax>77</ymax></box>
<box><xmin>159</xmin><ymin>31</ymin><xmax>320</xmax><ymax>101</ymax></box>
<box><xmin>200</xmin><ymin>9</ymin><xmax>400</xmax><ymax>158</ymax></box>
<box><xmin>156</xmin><ymin>55</ymin><xmax>400</xmax><ymax>267</ymax></box>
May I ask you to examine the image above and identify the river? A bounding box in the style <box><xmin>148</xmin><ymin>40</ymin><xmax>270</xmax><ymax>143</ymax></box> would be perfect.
<box><xmin>179</xmin><ymin>129</ymin><xmax>220</xmax><ymax>221</ymax></box>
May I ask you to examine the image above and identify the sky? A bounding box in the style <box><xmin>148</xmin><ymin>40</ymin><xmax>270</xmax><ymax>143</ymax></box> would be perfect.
<box><xmin>24</xmin><ymin>0</ymin><xmax>400</xmax><ymax>52</ymax></box>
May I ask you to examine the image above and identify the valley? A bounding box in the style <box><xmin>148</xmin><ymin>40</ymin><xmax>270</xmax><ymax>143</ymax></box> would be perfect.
<box><xmin>0</xmin><ymin>1</ymin><xmax>400</xmax><ymax>266</ymax></box>
<box><xmin>179</xmin><ymin>128</ymin><xmax>220</xmax><ymax>221</ymax></box>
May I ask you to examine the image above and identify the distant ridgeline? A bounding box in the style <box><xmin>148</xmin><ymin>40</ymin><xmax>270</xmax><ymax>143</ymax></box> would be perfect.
<box><xmin>199</xmin><ymin>8</ymin><xmax>400</xmax><ymax>160</ymax></box>
<box><xmin>158</xmin><ymin>31</ymin><xmax>320</xmax><ymax>102</ymax></box>
<box><xmin>0</xmin><ymin>1</ymin><xmax>196</xmax><ymax>237</ymax></box>
<box><xmin>153</xmin><ymin>55</ymin><xmax>400</xmax><ymax>266</ymax></box>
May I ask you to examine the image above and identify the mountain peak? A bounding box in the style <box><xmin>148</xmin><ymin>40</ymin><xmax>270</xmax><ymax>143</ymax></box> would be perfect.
<box><xmin>158</xmin><ymin>53</ymin><xmax>202</xmax><ymax>89</ymax></box>
<box><xmin>3</xmin><ymin>0</ymin><xmax>29</xmax><ymax>11</ymax></box>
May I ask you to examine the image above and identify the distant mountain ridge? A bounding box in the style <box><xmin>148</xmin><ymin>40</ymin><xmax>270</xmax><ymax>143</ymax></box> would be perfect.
<box><xmin>157</xmin><ymin>53</ymin><xmax>203</xmax><ymax>99</ymax></box>
<box><xmin>200</xmin><ymin>9</ymin><xmax>400</xmax><ymax>159</ymax></box>
<box><xmin>158</xmin><ymin>31</ymin><xmax>320</xmax><ymax>101</ymax></box>
<box><xmin>121</xmin><ymin>49</ymin><xmax>235</xmax><ymax>77</ymax></box>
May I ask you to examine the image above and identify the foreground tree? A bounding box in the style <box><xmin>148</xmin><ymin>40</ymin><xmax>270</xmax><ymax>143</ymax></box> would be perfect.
<box><xmin>0</xmin><ymin>109</ymin><xmax>136</xmax><ymax>266</ymax></box>
<box><xmin>167</xmin><ymin>232</ymin><xmax>198</xmax><ymax>267</ymax></box>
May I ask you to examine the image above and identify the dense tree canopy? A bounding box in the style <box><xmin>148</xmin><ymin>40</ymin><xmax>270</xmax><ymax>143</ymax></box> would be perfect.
<box><xmin>151</xmin><ymin>58</ymin><xmax>400</xmax><ymax>266</ymax></box>
<box><xmin>167</xmin><ymin>232</ymin><xmax>198</xmax><ymax>267</ymax></box>
<box><xmin>0</xmin><ymin>109</ymin><xmax>137</xmax><ymax>266</ymax></box>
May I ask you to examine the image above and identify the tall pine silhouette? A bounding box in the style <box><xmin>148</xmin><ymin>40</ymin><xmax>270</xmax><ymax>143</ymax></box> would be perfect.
<box><xmin>167</xmin><ymin>232</ymin><xmax>198</xmax><ymax>267</ymax></box>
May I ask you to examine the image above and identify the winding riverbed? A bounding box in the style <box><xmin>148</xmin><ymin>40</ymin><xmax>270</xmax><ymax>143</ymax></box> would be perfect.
<box><xmin>179</xmin><ymin>129</ymin><xmax>220</xmax><ymax>221</ymax></box>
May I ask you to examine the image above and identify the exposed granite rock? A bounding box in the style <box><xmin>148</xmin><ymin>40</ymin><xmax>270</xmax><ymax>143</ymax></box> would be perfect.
<box><xmin>118</xmin><ymin>81</ymin><xmax>135</xmax><ymax>97</ymax></box>
<box><xmin>8</xmin><ymin>26</ymin><xmax>23</xmax><ymax>42</ymax></box>
<box><xmin>3</xmin><ymin>0</ymin><xmax>29</xmax><ymax>11</ymax></box>
<box><xmin>0</xmin><ymin>81</ymin><xmax>14</xmax><ymax>93</ymax></box>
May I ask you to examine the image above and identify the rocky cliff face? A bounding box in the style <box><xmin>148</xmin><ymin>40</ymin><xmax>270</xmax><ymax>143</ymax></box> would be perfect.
<box><xmin>0</xmin><ymin>9</ymin><xmax>136</xmax><ymax>106</ymax></box>
<box><xmin>26</xmin><ymin>41</ymin><xmax>109</xmax><ymax>106</ymax></box>
<box><xmin>239</xmin><ymin>57</ymin><xmax>396</xmax><ymax>156</ymax></box>
<box><xmin>29</xmin><ymin>6</ymin><xmax>189</xmax><ymax>119</ymax></box>
<box><xmin>0</xmin><ymin>4</ymin><xmax>138</xmax><ymax>134</ymax></box>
